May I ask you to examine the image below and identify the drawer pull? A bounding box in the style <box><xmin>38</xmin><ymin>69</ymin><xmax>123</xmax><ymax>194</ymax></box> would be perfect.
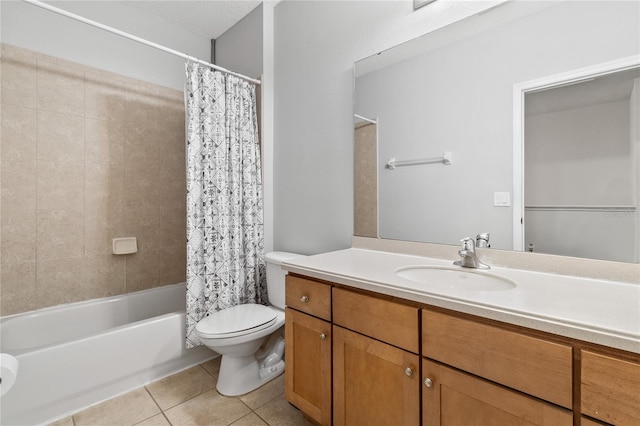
<box><xmin>424</xmin><ymin>378</ymin><xmax>433</xmax><ymax>388</ymax></box>
<box><xmin>300</xmin><ymin>295</ymin><xmax>309</xmax><ymax>303</ymax></box>
<box><xmin>320</xmin><ymin>333</ymin><xmax>327</xmax><ymax>340</ymax></box>
<box><xmin>404</xmin><ymin>367</ymin><xmax>413</xmax><ymax>377</ymax></box>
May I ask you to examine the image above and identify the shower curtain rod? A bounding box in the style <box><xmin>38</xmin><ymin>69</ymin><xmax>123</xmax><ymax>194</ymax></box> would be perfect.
<box><xmin>22</xmin><ymin>0</ymin><xmax>262</xmax><ymax>85</ymax></box>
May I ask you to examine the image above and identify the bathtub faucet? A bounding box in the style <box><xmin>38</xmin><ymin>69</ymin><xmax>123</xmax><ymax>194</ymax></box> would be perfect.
<box><xmin>453</xmin><ymin>237</ymin><xmax>490</xmax><ymax>269</ymax></box>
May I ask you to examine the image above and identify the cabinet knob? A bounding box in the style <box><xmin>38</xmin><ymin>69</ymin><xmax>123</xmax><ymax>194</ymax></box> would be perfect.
<box><xmin>404</xmin><ymin>367</ymin><xmax>413</xmax><ymax>377</ymax></box>
<box><xmin>300</xmin><ymin>295</ymin><xmax>309</xmax><ymax>303</ymax></box>
<box><xmin>320</xmin><ymin>333</ymin><xmax>327</xmax><ymax>340</ymax></box>
<box><xmin>424</xmin><ymin>378</ymin><xmax>433</xmax><ymax>388</ymax></box>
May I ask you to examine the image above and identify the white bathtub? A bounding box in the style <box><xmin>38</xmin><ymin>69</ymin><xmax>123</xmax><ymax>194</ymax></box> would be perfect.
<box><xmin>0</xmin><ymin>283</ymin><xmax>215</xmax><ymax>426</ymax></box>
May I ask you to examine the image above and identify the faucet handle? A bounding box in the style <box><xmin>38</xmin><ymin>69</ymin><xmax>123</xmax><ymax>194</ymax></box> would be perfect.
<box><xmin>460</xmin><ymin>237</ymin><xmax>475</xmax><ymax>251</ymax></box>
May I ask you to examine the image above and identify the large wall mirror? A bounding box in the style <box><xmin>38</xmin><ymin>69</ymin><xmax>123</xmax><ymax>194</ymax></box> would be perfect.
<box><xmin>354</xmin><ymin>0</ymin><xmax>639</xmax><ymax>263</ymax></box>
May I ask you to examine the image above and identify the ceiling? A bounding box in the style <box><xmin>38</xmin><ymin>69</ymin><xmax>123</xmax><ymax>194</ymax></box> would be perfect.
<box><xmin>117</xmin><ymin>1</ymin><xmax>262</xmax><ymax>39</ymax></box>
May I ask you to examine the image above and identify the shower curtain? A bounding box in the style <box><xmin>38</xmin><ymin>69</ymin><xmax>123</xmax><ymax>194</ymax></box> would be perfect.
<box><xmin>185</xmin><ymin>62</ymin><xmax>266</xmax><ymax>348</ymax></box>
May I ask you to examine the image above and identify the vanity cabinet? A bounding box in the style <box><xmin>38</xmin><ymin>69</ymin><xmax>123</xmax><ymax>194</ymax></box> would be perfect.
<box><xmin>333</xmin><ymin>326</ymin><xmax>420</xmax><ymax>426</ymax></box>
<box><xmin>581</xmin><ymin>350</ymin><xmax>640</xmax><ymax>425</ymax></box>
<box><xmin>284</xmin><ymin>273</ymin><xmax>640</xmax><ymax>426</ymax></box>
<box><xmin>422</xmin><ymin>309</ymin><xmax>573</xmax><ymax>409</ymax></box>
<box><xmin>332</xmin><ymin>288</ymin><xmax>420</xmax><ymax>426</ymax></box>
<box><xmin>422</xmin><ymin>359</ymin><xmax>573</xmax><ymax>426</ymax></box>
<box><xmin>284</xmin><ymin>276</ymin><xmax>332</xmax><ymax>426</ymax></box>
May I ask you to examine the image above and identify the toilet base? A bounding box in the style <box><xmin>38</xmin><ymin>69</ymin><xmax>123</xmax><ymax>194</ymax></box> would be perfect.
<box><xmin>216</xmin><ymin>332</ymin><xmax>285</xmax><ymax>396</ymax></box>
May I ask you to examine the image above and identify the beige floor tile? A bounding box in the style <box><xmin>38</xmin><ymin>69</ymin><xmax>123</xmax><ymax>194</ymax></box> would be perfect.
<box><xmin>254</xmin><ymin>397</ymin><xmax>316</xmax><ymax>426</ymax></box>
<box><xmin>48</xmin><ymin>416</ymin><xmax>74</xmax><ymax>426</ymax></box>
<box><xmin>164</xmin><ymin>389</ymin><xmax>251</xmax><ymax>426</ymax></box>
<box><xmin>73</xmin><ymin>387</ymin><xmax>160</xmax><ymax>426</ymax></box>
<box><xmin>200</xmin><ymin>356</ymin><xmax>222</xmax><ymax>379</ymax></box>
<box><xmin>147</xmin><ymin>365</ymin><xmax>216</xmax><ymax>410</ymax></box>
<box><xmin>230</xmin><ymin>413</ymin><xmax>269</xmax><ymax>426</ymax></box>
<box><xmin>135</xmin><ymin>413</ymin><xmax>171</xmax><ymax>426</ymax></box>
<box><xmin>238</xmin><ymin>374</ymin><xmax>285</xmax><ymax>410</ymax></box>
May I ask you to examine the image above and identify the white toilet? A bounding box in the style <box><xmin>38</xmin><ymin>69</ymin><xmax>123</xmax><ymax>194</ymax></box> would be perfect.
<box><xmin>195</xmin><ymin>251</ymin><xmax>302</xmax><ymax>396</ymax></box>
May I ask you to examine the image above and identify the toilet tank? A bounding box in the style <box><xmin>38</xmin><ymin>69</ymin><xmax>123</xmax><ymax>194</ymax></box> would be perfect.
<box><xmin>265</xmin><ymin>251</ymin><xmax>303</xmax><ymax>310</ymax></box>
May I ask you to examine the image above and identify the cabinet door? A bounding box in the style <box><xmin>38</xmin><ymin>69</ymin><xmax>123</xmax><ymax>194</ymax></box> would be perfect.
<box><xmin>333</xmin><ymin>326</ymin><xmax>420</xmax><ymax>426</ymax></box>
<box><xmin>285</xmin><ymin>307</ymin><xmax>332</xmax><ymax>426</ymax></box>
<box><xmin>422</xmin><ymin>359</ymin><xmax>573</xmax><ymax>426</ymax></box>
<box><xmin>581</xmin><ymin>350</ymin><xmax>640</xmax><ymax>425</ymax></box>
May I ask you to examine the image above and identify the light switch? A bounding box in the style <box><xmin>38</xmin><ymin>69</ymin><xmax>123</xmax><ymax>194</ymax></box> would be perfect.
<box><xmin>493</xmin><ymin>192</ymin><xmax>511</xmax><ymax>207</ymax></box>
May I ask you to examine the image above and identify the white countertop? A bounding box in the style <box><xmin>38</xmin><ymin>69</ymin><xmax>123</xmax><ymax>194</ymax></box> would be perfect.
<box><xmin>282</xmin><ymin>248</ymin><xmax>640</xmax><ymax>354</ymax></box>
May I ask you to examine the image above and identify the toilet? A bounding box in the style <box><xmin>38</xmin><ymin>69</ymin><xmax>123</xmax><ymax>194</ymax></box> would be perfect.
<box><xmin>195</xmin><ymin>251</ymin><xmax>302</xmax><ymax>396</ymax></box>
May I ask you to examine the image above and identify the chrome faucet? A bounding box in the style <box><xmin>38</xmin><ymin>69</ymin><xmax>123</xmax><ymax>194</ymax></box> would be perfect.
<box><xmin>454</xmin><ymin>237</ymin><xmax>490</xmax><ymax>269</ymax></box>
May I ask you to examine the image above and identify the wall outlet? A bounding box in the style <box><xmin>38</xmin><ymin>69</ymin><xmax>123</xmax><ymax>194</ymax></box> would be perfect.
<box><xmin>494</xmin><ymin>192</ymin><xmax>511</xmax><ymax>207</ymax></box>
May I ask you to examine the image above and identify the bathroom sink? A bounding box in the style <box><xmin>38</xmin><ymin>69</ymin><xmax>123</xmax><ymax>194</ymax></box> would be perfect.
<box><xmin>395</xmin><ymin>266</ymin><xmax>516</xmax><ymax>291</ymax></box>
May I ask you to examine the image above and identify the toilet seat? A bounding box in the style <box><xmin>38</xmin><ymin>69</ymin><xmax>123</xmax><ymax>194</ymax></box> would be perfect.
<box><xmin>196</xmin><ymin>304</ymin><xmax>278</xmax><ymax>339</ymax></box>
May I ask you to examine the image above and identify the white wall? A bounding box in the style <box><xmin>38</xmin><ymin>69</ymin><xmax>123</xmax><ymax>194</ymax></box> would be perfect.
<box><xmin>0</xmin><ymin>1</ymin><xmax>211</xmax><ymax>90</ymax></box>
<box><xmin>525</xmin><ymin>99</ymin><xmax>634</xmax><ymax>262</ymax></box>
<box><xmin>273</xmin><ymin>0</ymin><xmax>506</xmax><ymax>255</ymax></box>
<box><xmin>215</xmin><ymin>3</ymin><xmax>263</xmax><ymax>80</ymax></box>
<box><xmin>273</xmin><ymin>0</ymin><xmax>639</xmax><ymax>255</ymax></box>
<box><xmin>354</xmin><ymin>1</ymin><xmax>639</xmax><ymax>250</ymax></box>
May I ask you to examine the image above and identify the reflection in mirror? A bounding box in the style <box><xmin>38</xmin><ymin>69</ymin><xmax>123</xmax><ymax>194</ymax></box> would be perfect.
<box><xmin>353</xmin><ymin>0</ymin><xmax>640</xmax><ymax>263</ymax></box>
<box><xmin>354</xmin><ymin>114</ymin><xmax>378</xmax><ymax>238</ymax></box>
<box><xmin>522</xmin><ymin>67</ymin><xmax>640</xmax><ymax>263</ymax></box>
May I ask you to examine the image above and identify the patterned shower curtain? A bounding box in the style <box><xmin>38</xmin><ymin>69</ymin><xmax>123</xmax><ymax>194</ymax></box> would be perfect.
<box><xmin>185</xmin><ymin>62</ymin><xmax>266</xmax><ymax>348</ymax></box>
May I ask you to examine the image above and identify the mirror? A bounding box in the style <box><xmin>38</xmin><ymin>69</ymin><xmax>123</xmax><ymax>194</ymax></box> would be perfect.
<box><xmin>353</xmin><ymin>0</ymin><xmax>640</xmax><ymax>263</ymax></box>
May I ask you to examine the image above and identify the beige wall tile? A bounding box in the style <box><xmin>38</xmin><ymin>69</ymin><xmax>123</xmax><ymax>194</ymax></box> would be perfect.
<box><xmin>1</xmin><ymin>159</ymin><xmax>37</xmax><ymax>211</ymax></box>
<box><xmin>36</xmin><ymin>257</ymin><xmax>85</xmax><ymax>308</ymax></box>
<box><xmin>37</xmin><ymin>210</ymin><xmax>84</xmax><ymax>260</ymax></box>
<box><xmin>73</xmin><ymin>387</ymin><xmax>160</xmax><ymax>426</ymax></box>
<box><xmin>36</xmin><ymin>60</ymin><xmax>84</xmax><ymax>116</ymax></box>
<box><xmin>84</xmin><ymin>206</ymin><xmax>124</xmax><ymax>256</ymax></box>
<box><xmin>1</xmin><ymin>208</ymin><xmax>36</xmax><ymax>265</ymax></box>
<box><xmin>146</xmin><ymin>366</ymin><xmax>216</xmax><ymax>410</ymax></box>
<box><xmin>83</xmin><ymin>255</ymin><xmax>126</xmax><ymax>299</ymax></box>
<box><xmin>0</xmin><ymin>261</ymin><xmax>37</xmax><ymax>315</ymax></box>
<box><xmin>1</xmin><ymin>104</ymin><xmax>37</xmax><ymax>160</ymax></box>
<box><xmin>37</xmin><ymin>110</ymin><xmax>84</xmax><ymax>162</ymax></box>
<box><xmin>85</xmin><ymin>163</ymin><xmax>124</xmax><ymax>212</ymax></box>
<box><xmin>163</xmin><ymin>389</ymin><xmax>250</xmax><ymax>426</ymax></box>
<box><xmin>1</xmin><ymin>56</ymin><xmax>37</xmax><ymax>108</ymax></box>
<box><xmin>125</xmin><ymin>250</ymin><xmax>160</xmax><ymax>293</ymax></box>
<box><xmin>85</xmin><ymin>118</ymin><xmax>125</xmax><ymax>166</ymax></box>
<box><xmin>2</xmin><ymin>44</ymin><xmax>187</xmax><ymax>316</ymax></box>
<box><xmin>84</xmin><ymin>72</ymin><xmax>125</xmax><ymax>121</ymax></box>
<box><xmin>37</xmin><ymin>160</ymin><xmax>84</xmax><ymax>211</ymax></box>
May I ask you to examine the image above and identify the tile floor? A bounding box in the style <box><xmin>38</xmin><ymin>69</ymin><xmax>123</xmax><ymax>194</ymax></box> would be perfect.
<box><xmin>49</xmin><ymin>358</ymin><xmax>315</xmax><ymax>426</ymax></box>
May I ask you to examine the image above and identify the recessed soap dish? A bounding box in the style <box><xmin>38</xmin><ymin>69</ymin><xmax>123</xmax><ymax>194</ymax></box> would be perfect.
<box><xmin>112</xmin><ymin>237</ymin><xmax>137</xmax><ymax>255</ymax></box>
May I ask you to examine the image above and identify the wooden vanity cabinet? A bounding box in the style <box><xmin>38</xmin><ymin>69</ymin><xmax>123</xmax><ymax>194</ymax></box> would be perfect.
<box><xmin>422</xmin><ymin>359</ymin><xmax>573</xmax><ymax>426</ymax></box>
<box><xmin>332</xmin><ymin>288</ymin><xmax>421</xmax><ymax>426</ymax></box>
<box><xmin>285</xmin><ymin>273</ymin><xmax>639</xmax><ymax>426</ymax></box>
<box><xmin>333</xmin><ymin>326</ymin><xmax>420</xmax><ymax>426</ymax></box>
<box><xmin>284</xmin><ymin>276</ymin><xmax>332</xmax><ymax>426</ymax></box>
<box><xmin>581</xmin><ymin>350</ymin><xmax>640</xmax><ymax>425</ymax></box>
<box><xmin>422</xmin><ymin>309</ymin><xmax>573</xmax><ymax>409</ymax></box>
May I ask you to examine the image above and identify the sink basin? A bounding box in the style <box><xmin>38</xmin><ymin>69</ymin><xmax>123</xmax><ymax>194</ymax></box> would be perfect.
<box><xmin>395</xmin><ymin>266</ymin><xmax>516</xmax><ymax>292</ymax></box>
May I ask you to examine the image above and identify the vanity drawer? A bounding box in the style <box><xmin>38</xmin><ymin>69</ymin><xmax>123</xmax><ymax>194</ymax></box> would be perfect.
<box><xmin>285</xmin><ymin>275</ymin><xmax>331</xmax><ymax>321</ymax></box>
<box><xmin>581</xmin><ymin>350</ymin><xmax>640</xmax><ymax>425</ymax></box>
<box><xmin>333</xmin><ymin>287</ymin><xmax>419</xmax><ymax>353</ymax></box>
<box><xmin>422</xmin><ymin>309</ymin><xmax>573</xmax><ymax>409</ymax></box>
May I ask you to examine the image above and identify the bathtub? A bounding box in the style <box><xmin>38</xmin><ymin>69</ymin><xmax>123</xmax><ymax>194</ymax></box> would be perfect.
<box><xmin>0</xmin><ymin>283</ymin><xmax>215</xmax><ymax>425</ymax></box>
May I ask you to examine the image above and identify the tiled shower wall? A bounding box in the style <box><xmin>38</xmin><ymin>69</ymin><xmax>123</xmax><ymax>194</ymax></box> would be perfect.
<box><xmin>1</xmin><ymin>44</ymin><xmax>187</xmax><ymax>316</ymax></box>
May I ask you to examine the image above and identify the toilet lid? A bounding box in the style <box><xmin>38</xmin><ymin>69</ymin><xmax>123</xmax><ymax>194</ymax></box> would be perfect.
<box><xmin>196</xmin><ymin>304</ymin><xmax>278</xmax><ymax>339</ymax></box>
